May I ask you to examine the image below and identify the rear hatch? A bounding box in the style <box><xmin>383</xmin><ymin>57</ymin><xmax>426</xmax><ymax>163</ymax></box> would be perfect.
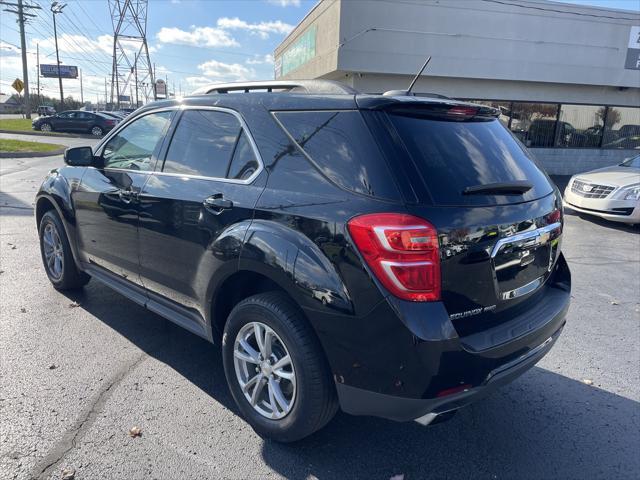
<box><xmin>361</xmin><ymin>97</ymin><xmax>563</xmax><ymax>336</ymax></box>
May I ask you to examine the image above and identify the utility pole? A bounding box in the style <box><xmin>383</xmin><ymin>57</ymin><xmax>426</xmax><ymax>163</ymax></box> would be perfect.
<box><xmin>1</xmin><ymin>0</ymin><xmax>41</xmax><ymax>119</ymax></box>
<box><xmin>79</xmin><ymin>68</ymin><xmax>83</xmax><ymax>104</ymax></box>
<box><xmin>104</xmin><ymin>78</ymin><xmax>108</xmax><ymax>109</ymax></box>
<box><xmin>36</xmin><ymin>42</ymin><xmax>40</xmax><ymax>106</ymax></box>
<box><xmin>50</xmin><ymin>1</ymin><xmax>65</xmax><ymax>110</ymax></box>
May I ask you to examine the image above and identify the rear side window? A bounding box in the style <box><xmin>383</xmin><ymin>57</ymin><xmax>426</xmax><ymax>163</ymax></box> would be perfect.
<box><xmin>163</xmin><ymin>110</ymin><xmax>241</xmax><ymax>178</ymax></box>
<box><xmin>275</xmin><ymin>111</ymin><xmax>399</xmax><ymax>199</ymax></box>
<box><xmin>388</xmin><ymin>114</ymin><xmax>552</xmax><ymax>206</ymax></box>
<box><xmin>227</xmin><ymin>131</ymin><xmax>259</xmax><ymax>180</ymax></box>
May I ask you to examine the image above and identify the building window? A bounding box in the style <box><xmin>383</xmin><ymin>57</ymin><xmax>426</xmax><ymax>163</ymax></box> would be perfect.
<box><xmin>509</xmin><ymin>102</ymin><xmax>559</xmax><ymax>148</ymax></box>
<box><xmin>603</xmin><ymin>107</ymin><xmax>640</xmax><ymax>150</ymax></box>
<box><xmin>556</xmin><ymin>104</ymin><xmax>605</xmax><ymax>148</ymax></box>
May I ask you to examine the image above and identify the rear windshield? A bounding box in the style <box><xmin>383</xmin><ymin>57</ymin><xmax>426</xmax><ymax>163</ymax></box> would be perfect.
<box><xmin>388</xmin><ymin>114</ymin><xmax>553</xmax><ymax>206</ymax></box>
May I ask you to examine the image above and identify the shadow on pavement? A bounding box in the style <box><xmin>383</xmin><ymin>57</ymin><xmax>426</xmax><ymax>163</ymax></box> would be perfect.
<box><xmin>0</xmin><ymin>192</ymin><xmax>34</xmax><ymax>216</ymax></box>
<box><xmin>63</xmin><ymin>284</ymin><xmax>639</xmax><ymax>480</ymax></box>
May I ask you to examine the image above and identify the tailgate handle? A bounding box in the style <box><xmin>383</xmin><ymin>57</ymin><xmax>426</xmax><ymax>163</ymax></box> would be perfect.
<box><xmin>491</xmin><ymin>222</ymin><xmax>561</xmax><ymax>258</ymax></box>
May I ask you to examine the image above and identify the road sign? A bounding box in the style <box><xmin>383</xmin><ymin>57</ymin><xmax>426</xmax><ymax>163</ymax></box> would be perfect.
<box><xmin>40</xmin><ymin>64</ymin><xmax>79</xmax><ymax>79</ymax></box>
<box><xmin>155</xmin><ymin>79</ymin><xmax>167</xmax><ymax>98</ymax></box>
<box><xmin>12</xmin><ymin>78</ymin><xmax>24</xmax><ymax>93</ymax></box>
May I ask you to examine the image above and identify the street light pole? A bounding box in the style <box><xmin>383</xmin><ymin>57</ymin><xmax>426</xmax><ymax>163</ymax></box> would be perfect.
<box><xmin>51</xmin><ymin>1</ymin><xmax>65</xmax><ymax>110</ymax></box>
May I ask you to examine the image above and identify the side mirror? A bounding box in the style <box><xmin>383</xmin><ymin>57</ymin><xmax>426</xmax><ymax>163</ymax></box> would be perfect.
<box><xmin>64</xmin><ymin>146</ymin><xmax>95</xmax><ymax>166</ymax></box>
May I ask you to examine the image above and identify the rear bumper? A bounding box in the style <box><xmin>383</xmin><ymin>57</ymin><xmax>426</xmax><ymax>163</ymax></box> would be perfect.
<box><xmin>337</xmin><ymin>324</ymin><xmax>563</xmax><ymax>422</ymax></box>
<box><xmin>320</xmin><ymin>254</ymin><xmax>571</xmax><ymax>422</ymax></box>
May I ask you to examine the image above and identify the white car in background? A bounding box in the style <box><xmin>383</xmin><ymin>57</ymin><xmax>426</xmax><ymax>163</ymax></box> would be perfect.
<box><xmin>564</xmin><ymin>155</ymin><xmax>640</xmax><ymax>225</ymax></box>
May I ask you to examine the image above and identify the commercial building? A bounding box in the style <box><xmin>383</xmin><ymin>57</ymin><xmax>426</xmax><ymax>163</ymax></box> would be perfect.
<box><xmin>274</xmin><ymin>0</ymin><xmax>640</xmax><ymax>175</ymax></box>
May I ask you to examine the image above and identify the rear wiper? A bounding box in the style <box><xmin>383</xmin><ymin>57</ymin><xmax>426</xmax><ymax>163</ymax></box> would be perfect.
<box><xmin>462</xmin><ymin>181</ymin><xmax>533</xmax><ymax>196</ymax></box>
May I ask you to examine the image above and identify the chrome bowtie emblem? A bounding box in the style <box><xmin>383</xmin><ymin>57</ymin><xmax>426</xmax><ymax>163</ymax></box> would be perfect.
<box><xmin>582</xmin><ymin>184</ymin><xmax>593</xmax><ymax>192</ymax></box>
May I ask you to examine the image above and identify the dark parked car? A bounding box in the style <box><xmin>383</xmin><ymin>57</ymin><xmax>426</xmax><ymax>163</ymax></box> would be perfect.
<box><xmin>99</xmin><ymin>110</ymin><xmax>125</xmax><ymax>121</ymax></box>
<box><xmin>35</xmin><ymin>80</ymin><xmax>570</xmax><ymax>442</ymax></box>
<box><xmin>32</xmin><ymin>110</ymin><xmax>118</xmax><ymax>136</ymax></box>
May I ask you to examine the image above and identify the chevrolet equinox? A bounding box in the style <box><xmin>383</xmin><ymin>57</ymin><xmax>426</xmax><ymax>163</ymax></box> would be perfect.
<box><xmin>36</xmin><ymin>80</ymin><xmax>571</xmax><ymax>442</ymax></box>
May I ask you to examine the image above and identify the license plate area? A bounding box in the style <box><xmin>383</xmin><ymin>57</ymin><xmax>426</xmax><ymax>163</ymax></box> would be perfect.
<box><xmin>491</xmin><ymin>223</ymin><xmax>561</xmax><ymax>301</ymax></box>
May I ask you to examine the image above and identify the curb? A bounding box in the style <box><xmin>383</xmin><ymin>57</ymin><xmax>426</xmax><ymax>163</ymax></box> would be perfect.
<box><xmin>0</xmin><ymin>129</ymin><xmax>99</xmax><ymax>139</ymax></box>
<box><xmin>0</xmin><ymin>147</ymin><xmax>66</xmax><ymax>158</ymax></box>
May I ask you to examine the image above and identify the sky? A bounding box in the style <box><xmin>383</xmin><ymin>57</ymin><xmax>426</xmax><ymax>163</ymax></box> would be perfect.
<box><xmin>0</xmin><ymin>0</ymin><xmax>638</xmax><ymax>104</ymax></box>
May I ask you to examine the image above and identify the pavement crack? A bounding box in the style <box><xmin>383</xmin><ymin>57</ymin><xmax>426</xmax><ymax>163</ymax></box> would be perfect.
<box><xmin>30</xmin><ymin>353</ymin><xmax>146</xmax><ymax>480</ymax></box>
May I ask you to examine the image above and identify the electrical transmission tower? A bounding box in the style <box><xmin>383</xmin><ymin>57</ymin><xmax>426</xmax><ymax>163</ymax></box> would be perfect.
<box><xmin>108</xmin><ymin>0</ymin><xmax>155</xmax><ymax>109</ymax></box>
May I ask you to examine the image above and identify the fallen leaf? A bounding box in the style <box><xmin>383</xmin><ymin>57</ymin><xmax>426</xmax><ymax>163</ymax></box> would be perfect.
<box><xmin>20</xmin><ymin>308</ymin><xmax>26</xmax><ymax>313</ymax></box>
<box><xmin>61</xmin><ymin>467</ymin><xmax>75</xmax><ymax>480</ymax></box>
<box><xmin>128</xmin><ymin>426</ymin><xmax>142</xmax><ymax>438</ymax></box>
<box><xmin>610</xmin><ymin>300</ymin><xmax>619</xmax><ymax>305</ymax></box>
<box><xmin>582</xmin><ymin>379</ymin><xmax>593</xmax><ymax>386</ymax></box>
<box><xmin>390</xmin><ymin>475</ymin><xmax>404</xmax><ymax>480</ymax></box>
<box><xmin>68</xmin><ymin>302</ymin><xmax>81</xmax><ymax>308</ymax></box>
<box><xmin>48</xmin><ymin>364</ymin><xmax>57</xmax><ymax>370</ymax></box>
<box><xmin>11</xmin><ymin>245</ymin><xmax>16</xmax><ymax>250</ymax></box>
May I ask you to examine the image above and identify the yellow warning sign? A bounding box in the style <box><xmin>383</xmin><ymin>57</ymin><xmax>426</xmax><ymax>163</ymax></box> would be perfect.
<box><xmin>12</xmin><ymin>78</ymin><xmax>24</xmax><ymax>94</ymax></box>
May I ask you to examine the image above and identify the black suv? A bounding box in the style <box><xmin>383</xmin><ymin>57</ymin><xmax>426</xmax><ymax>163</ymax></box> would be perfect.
<box><xmin>35</xmin><ymin>80</ymin><xmax>570</xmax><ymax>442</ymax></box>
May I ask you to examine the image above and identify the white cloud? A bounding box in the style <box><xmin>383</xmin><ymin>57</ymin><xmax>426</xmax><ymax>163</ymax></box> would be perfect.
<box><xmin>156</xmin><ymin>26</ymin><xmax>238</xmax><ymax>48</ymax></box>
<box><xmin>246</xmin><ymin>54</ymin><xmax>274</xmax><ymax>65</ymax></box>
<box><xmin>0</xmin><ymin>42</ymin><xmax>21</xmax><ymax>54</ymax></box>
<box><xmin>197</xmin><ymin>59</ymin><xmax>255</xmax><ymax>82</ymax></box>
<box><xmin>33</xmin><ymin>33</ymin><xmax>111</xmax><ymax>55</ymax></box>
<box><xmin>267</xmin><ymin>0</ymin><xmax>301</xmax><ymax>6</ymax></box>
<box><xmin>216</xmin><ymin>17</ymin><xmax>293</xmax><ymax>39</ymax></box>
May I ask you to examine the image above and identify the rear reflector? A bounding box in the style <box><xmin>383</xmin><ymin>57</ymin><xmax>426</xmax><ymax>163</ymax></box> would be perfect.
<box><xmin>347</xmin><ymin>213</ymin><xmax>441</xmax><ymax>302</ymax></box>
<box><xmin>436</xmin><ymin>384</ymin><xmax>472</xmax><ymax>398</ymax></box>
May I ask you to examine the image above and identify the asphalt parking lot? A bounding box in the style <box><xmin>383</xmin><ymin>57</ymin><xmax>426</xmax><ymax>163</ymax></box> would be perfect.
<box><xmin>1</xmin><ymin>140</ymin><xmax>639</xmax><ymax>480</ymax></box>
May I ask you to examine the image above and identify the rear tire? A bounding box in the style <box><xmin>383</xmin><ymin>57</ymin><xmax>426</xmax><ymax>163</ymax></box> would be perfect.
<box><xmin>38</xmin><ymin>210</ymin><xmax>90</xmax><ymax>290</ymax></box>
<box><xmin>90</xmin><ymin>126</ymin><xmax>103</xmax><ymax>137</ymax></box>
<box><xmin>222</xmin><ymin>291</ymin><xmax>337</xmax><ymax>442</ymax></box>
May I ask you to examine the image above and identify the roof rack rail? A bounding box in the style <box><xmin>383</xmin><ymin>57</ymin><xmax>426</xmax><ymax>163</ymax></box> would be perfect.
<box><xmin>191</xmin><ymin>80</ymin><xmax>359</xmax><ymax>96</ymax></box>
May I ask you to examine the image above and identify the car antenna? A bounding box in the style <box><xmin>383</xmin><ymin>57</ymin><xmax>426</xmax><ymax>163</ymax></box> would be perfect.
<box><xmin>407</xmin><ymin>56</ymin><xmax>432</xmax><ymax>95</ymax></box>
<box><xmin>383</xmin><ymin>56</ymin><xmax>432</xmax><ymax>96</ymax></box>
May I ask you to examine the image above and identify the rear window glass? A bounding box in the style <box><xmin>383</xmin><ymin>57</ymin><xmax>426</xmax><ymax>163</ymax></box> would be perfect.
<box><xmin>275</xmin><ymin>111</ymin><xmax>399</xmax><ymax>200</ymax></box>
<box><xmin>388</xmin><ymin>114</ymin><xmax>552</xmax><ymax>206</ymax></box>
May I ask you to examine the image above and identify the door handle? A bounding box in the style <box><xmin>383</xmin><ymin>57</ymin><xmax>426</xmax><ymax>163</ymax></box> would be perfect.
<box><xmin>203</xmin><ymin>194</ymin><xmax>233</xmax><ymax>213</ymax></box>
<box><xmin>118</xmin><ymin>189</ymin><xmax>138</xmax><ymax>203</ymax></box>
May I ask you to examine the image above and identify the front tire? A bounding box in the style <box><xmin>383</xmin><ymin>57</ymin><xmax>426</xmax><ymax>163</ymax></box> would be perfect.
<box><xmin>40</xmin><ymin>122</ymin><xmax>52</xmax><ymax>132</ymax></box>
<box><xmin>222</xmin><ymin>292</ymin><xmax>337</xmax><ymax>442</ymax></box>
<box><xmin>38</xmin><ymin>210</ymin><xmax>90</xmax><ymax>290</ymax></box>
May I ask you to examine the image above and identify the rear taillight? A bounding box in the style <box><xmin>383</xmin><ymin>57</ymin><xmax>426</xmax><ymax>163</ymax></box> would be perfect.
<box><xmin>105</xmin><ymin>119</ymin><xmax>116</xmax><ymax>126</ymax></box>
<box><xmin>347</xmin><ymin>213</ymin><xmax>441</xmax><ymax>302</ymax></box>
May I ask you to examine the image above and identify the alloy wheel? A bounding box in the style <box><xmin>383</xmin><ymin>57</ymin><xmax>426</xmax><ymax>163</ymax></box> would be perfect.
<box><xmin>42</xmin><ymin>222</ymin><xmax>64</xmax><ymax>280</ymax></box>
<box><xmin>40</xmin><ymin>123</ymin><xmax>52</xmax><ymax>132</ymax></box>
<box><xmin>233</xmin><ymin>321</ymin><xmax>297</xmax><ymax>420</ymax></box>
<box><xmin>91</xmin><ymin>126</ymin><xmax>103</xmax><ymax>136</ymax></box>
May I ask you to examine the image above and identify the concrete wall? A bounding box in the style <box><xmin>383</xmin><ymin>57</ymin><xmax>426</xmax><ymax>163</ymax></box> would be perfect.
<box><xmin>337</xmin><ymin>0</ymin><xmax>640</xmax><ymax>93</ymax></box>
<box><xmin>340</xmin><ymin>73</ymin><xmax>640</xmax><ymax>106</ymax></box>
<box><xmin>531</xmin><ymin>148</ymin><xmax>636</xmax><ymax>175</ymax></box>
<box><xmin>277</xmin><ymin>0</ymin><xmax>640</xmax><ymax>106</ymax></box>
<box><xmin>274</xmin><ymin>0</ymin><xmax>341</xmax><ymax>80</ymax></box>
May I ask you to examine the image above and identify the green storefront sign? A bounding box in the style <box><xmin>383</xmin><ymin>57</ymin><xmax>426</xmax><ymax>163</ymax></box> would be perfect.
<box><xmin>277</xmin><ymin>25</ymin><xmax>317</xmax><ymax>78</ymax></box>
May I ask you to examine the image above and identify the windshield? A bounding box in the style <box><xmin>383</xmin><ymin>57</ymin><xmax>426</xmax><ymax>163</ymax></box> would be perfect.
<box><xmin>620</xmin><ymin>155</ymin><xmax>640</xmax><ymax>168</ymax></box>
<box><xmin>388</xmin><ymin>114</ymin><xmax>553</xmax><ymax>206</ymax></box>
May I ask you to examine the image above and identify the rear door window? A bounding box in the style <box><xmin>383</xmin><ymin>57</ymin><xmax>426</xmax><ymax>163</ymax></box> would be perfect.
<box><xmin>388</xmin><ymin>113</ymin><xmax>553</xmax><ymax>206</ymax></box>
<box><xmin>274</xmin><ymin>111</ymin><xmax>399</xmax><ymax>200</ymax></box>
<box><xmin>163</xmin><ymin>110</ymin><xmax>241</xmax><ymax>178</ymax></box>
